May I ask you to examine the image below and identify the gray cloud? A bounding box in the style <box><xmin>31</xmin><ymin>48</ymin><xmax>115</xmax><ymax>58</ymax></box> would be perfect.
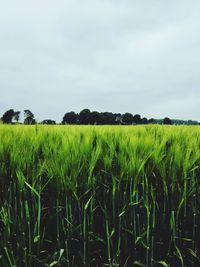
<box><xmin>0</xmin><ymin>0</ymin><xmax>200</xmax><ymax>122</ymax></box>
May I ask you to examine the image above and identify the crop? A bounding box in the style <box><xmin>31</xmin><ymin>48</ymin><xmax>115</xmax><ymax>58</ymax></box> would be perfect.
<box><xmin>0</xmin><ymin>125</ymin><xmax>200</xmax><ymax>266</ymax></box>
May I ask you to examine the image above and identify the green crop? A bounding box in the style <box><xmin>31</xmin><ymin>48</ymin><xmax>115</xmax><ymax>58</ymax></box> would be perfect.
<box><xmin>0</xmin><ymin>124</ymin><xmax>200</xmax><ymax>266</ymax></box>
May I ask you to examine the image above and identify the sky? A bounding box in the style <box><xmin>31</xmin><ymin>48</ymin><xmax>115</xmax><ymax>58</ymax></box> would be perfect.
<box><xmin>0</xmin><ymin>0</ymin><xmax>200</xmax><ymax>122</ymax></box>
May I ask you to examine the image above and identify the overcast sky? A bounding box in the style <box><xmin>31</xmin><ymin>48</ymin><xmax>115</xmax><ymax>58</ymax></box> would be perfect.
<box><xmin>0</xmin><ymin>0</ymin><xmax>200</xmax><ymax>122</ymax></box>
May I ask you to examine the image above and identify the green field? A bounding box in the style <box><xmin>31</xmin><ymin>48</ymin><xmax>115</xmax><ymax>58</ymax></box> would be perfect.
<box><xmin>0</xmin><ymin>125</ymin><xmax>200</xmax><ymax>266</ymax></box>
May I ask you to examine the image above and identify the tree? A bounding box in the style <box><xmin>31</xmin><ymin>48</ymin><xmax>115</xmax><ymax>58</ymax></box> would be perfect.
<box><xmin>142</xmin><ymin>117</ymin><xmax>148</xmax><ymax>124</ymax></box>
<box><xmin>148</xmin><ymin>118</ymin><xmax>155</xmax><ymax>124</ymax></box>
<box><xmin>133</xmin><ymin>114</ymin><xmax>142</xmax><ymax>124</ymax></box>
<box><xmin>62</xmin><ymin>112</ymin><xmax>78</xmax><ymax>124</ymax></box>
<box><xmin>79</xmin><ymin>109</ymin><xmax>91</xmax><ymax>124</ymax></box>
<box><xmin>14</xmin><ymin>111</ymin><xmax>20</xmax><ymax>123</ymax></box>
<box><xmin>1</xmin><ymin>109</ymin><xmax>15</xmax><ymax>123</ymax></box>
<box><xmin>42</xmin><ymin>120</ymin><xmax>56</xmax><ymax>125</ymax></box>
<box><xmin>122</xmin><ymin>113</ymin><xmax>134</xmax><ymax>124</ymax></box>
<box><xmin>89</xmin><ymin>111</ymin><xmax>105</xmax><ymax>125</ymax></box>
<box><xmin>163</xmin><ymin>117</ymin><xmax>172</xmax><ymax>125</ymax></box>
<box><xmin>101</xmin><ymin>112</ymin><xmax>115</xmax><ymax>125</ymax></box>
<box><xmin>24</xmin><ymin>110</ymin><xmax>35</xmax><ymax>124</ymax></box>
<box><xmin>114</xmin><ymin>113</ymin><xmax>122</xmax><ymax>124</ymax></box>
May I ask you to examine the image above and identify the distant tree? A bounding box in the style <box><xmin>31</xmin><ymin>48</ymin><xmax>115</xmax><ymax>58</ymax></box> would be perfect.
<box><xmin>98</xmin><ymin>113</ymin><xmax>106</xmax><ymax>124</ymax></box>
<box><xmin>14</xmin><ymin>111</ymin><xmax>20</xmax><ymax>123</ymax></box>
<box><xmin>122</xmin><ymin>113</ymin><xmax>134</xmax><ymax>124</ymax></box>
<box><xmin>1</xmin><ymin>109</ymin><xmax>15</xmax><ymax>123</ymax></box>
<box><xmin>114</xmin><ymin>113</ymin><xmax>122</xmax><ymax>124</ymax></box>
<box><xmin>142</xmin><ymin>117</ymin><xmax>148</xmax><ymax>124</ymax></box>
<box><xmin>62</xmin><ymin>112</ymin><xmax>78</xmax><ymax>124</ymax></box>
<box><xmin>133</xmin><ymin>114</ymin><xmax>142</xmax><ymax>124</ymax></box>
<box><xmin>163</xmin><ymin>117</ymin><xmax>172</xmax><ymax>125</ymax></box>
<box><xmin>148</xmin><ymin>118</ymin><xmax>155</xmax><ymax>124</ymax></box>
<box><xmin>24</xmin><ymin>110</ymin><xmax>35</xmax><ymax>124</ymax></box>
<box><xmin>79</xmin><ymin>109</ymin><xmax>91</xmax><ymax>124</ymax></box>
<box><xmin>187</xmin><ymin>120</ymin><xmax>198</xmax><ymax>125</ymax></box>
<box><xmin>89</xmin><ymin>111</ymin><xmax>105</xmax><ymax>125</ymax></box>
<box><xmin>42</xmin><ymin>119</ymin><xmax>56</xmax><ymax>125</ymax></box>
<box><xmin>101</xmin><ymin>112</ymin><xmax>115</xmax><ymax>125</ymax></box>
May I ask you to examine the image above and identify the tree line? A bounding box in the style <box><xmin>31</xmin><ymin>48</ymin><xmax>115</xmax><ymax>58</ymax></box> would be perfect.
<box><xmin>61</xmin><ymin>109</ymin><xmax>169</xmax><ymax>125</ymax></box>
<box><xmin>0</xmin><ymin>108</ymin><xmax>174</xmax><ymax>125</ymax></box>
<box><xmin>1</xmin><ymin>109</ymin><xmax>36</xmax><ymax>124</ymax></box>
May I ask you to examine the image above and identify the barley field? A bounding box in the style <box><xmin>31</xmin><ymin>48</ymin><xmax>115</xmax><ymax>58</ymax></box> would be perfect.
<box><xmin>0</xmin><ymin>125</ymin><xmax>200</xmax><ymax>267</ymax></box>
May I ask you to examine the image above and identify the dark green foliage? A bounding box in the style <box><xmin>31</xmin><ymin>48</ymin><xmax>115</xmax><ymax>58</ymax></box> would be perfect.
<box><xmin>79</xmin><ymin>109</ymin><xmax>91</xmax><ymax>124</ymax></box>
<box><xmin>101</xmin><ymin>112</ymin><xmax>116</xmax><ymax>125</ymax></box>
<box><xmin>133</xmin><ymin>114</ymin><xmax>142</xmax><ymax>124</ymax></box>
<box><xmin>89</xmin><ymin>111</ymin><xmax>105</xmax><ymax>125</ymax></box>
<box><xmin>148</xmin><ymin>118</ymin><xmax>155</xmax><ymax>124</ymax></box>
<box><xmin>62</xmin><ymin>112</ymin><xmax>78</xmax><ymax>124</ymax></box>
<box><xmin>42</xmin><ymin>120</ymin><xmax>56</xmax><ymax>125</ymax></box>
<box><xmin>1</xmin><ymin>109</ymin><xmax>15</xmax><ymax>123</ymax></box>
<box><xmin>163</xmin><ymin>117</ymin><xmax>172</xmax><ymax>125</ymax></box>
<box><xmin>142</xmin><ymin>117</ymin><xmax>148</xmax><ymax>124</ymax></box>
<box><xmin>122</xmin><ymin>113</ymin><xmax>134</xmax><ymax>124</ymax></box>
<box><xmin>24</xmin><ymin>110</ymin><xmax>35</xmax><ymax>125</ymax></box>
<box><xmin>13</xmin><ymin>111</ymin><xmax>20</xmax><ymax>123</ymax></box>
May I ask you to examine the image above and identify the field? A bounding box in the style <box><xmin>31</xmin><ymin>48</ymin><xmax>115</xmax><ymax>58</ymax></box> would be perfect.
<box><xmin>0</xmin><ymin>125</ymin><xmax>200</xmax><ymax>267</ymax></box>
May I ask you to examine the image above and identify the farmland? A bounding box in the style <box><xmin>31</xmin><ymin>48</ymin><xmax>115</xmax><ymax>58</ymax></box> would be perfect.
<box><xmin>0</xmin><ymin>125</ymin><xmax>200</xmax><ymax>266</ymax></box>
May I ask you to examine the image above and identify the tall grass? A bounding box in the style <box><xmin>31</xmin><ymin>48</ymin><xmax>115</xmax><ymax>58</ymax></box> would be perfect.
<box><xmin>0</xmin><ymin>125</ymin><xmax>200</xmax><ymax>266</ymax></box>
